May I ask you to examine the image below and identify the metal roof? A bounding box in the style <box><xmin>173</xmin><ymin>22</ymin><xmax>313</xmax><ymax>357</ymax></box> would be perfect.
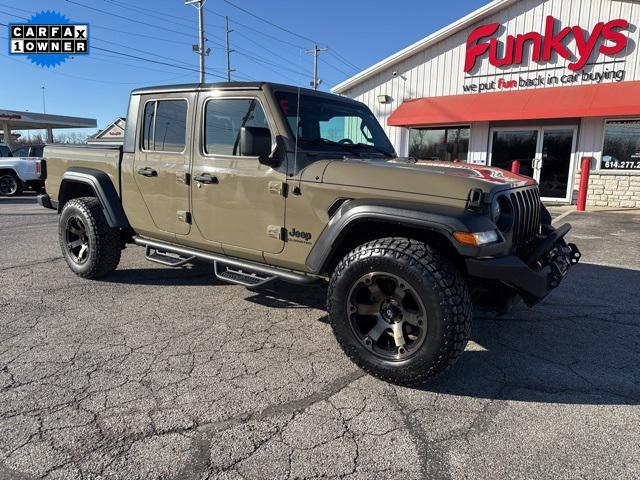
<box><xmin>0</xmin><ymin>109</ymin><xmax>96</xmax><ymax>130</ymax></box>
<box><xmin>331</xmin><ymin>0</ymin><xmax>517</xmax><ymax>94</ymax></box>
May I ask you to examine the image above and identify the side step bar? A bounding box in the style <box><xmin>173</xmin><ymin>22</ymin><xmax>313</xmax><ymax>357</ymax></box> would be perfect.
<box><xmin>214</xmin><ymin>262</ymin><xmax>276</xmax><ymax>287</ymax></box>
<box><xmin>133</xmin><ymin>236</ymin><xmax>317</xmax><ymax>285</ymax></box>
<box><xmin>145</xmin><ymin>246</ymin><xmax>195</xmax><ymax>267</ymax></box>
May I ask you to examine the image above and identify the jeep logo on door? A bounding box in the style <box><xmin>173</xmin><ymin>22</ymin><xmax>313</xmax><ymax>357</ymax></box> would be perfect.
<box><xmin>464</xmin><ymin>15</ymin><xmax>630</xmax><ymax>73</ymax></box>
<box><xmin>288</xmin><ymin>228</ymin><xmax>312</xmax><ymax>244</ymax></box>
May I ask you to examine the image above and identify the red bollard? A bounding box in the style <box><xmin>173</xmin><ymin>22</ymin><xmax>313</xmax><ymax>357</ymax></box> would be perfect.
<box><xmin>577</xmin><ymin>157</ymin><xmax>591</xmax><ymax>212</ymax></box>
<box><xmin>511</xmin><ymin>160</ymin><xmax>520</xmax><ymax>174</ymax></box>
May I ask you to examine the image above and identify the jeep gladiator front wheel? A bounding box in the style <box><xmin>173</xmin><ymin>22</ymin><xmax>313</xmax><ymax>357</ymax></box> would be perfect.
<box><xmin>59</xmin><ymin>197</ymin><xmax>121</xmax><ymax>279</ymax></box>
<box><xmin>328</xmin><ymin>237</ymin><xmax>472</xmax><ymax>386</ymax></box>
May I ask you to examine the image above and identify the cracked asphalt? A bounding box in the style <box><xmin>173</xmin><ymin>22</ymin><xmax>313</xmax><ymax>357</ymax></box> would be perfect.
<box><xmin>1</xmin><ymin>195</ymin><xmax>639</xmax><ymax>480</ymax></box>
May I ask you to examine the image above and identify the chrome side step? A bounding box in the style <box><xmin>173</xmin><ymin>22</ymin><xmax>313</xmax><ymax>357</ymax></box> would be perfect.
<box><xmin>134</xmin><ymin>236</ymin><xmax>317</xmax><ymax>285</ymax></box>
<box><xmin>214</xmin><ymin>262</ymin><xmax>276</xmax><ymax>287</ymax></box>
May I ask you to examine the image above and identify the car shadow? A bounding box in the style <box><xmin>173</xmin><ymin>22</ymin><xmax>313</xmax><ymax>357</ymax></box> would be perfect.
<box><xmin>246</xmin><ymin>263</ymin><xmax>640</xmax><ymax>406</ymax></box>
<box><xmin>99</xmin><ymin>261</ymin><xmax>225</xmax><ymax>287</ymax></box>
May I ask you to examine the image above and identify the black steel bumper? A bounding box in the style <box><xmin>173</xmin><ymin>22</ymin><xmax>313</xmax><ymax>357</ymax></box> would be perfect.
<box><xmin>465</xmin><ymin>223</ymin><xmax>581</xmax><ymax>306</ymax></box>
<box><xmin>37</xmin><ymin>193</ymin><xmax>57</xmax><ymax>210</ymax></box>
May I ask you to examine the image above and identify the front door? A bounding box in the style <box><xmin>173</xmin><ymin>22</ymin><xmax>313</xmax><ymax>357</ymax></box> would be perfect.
<box><xmin>191</xmin><ymin>93</ymin><xmax>286</xmax><ymax>255</ymax></box>
<box><xmin>133</xmin><ymin>97</ymin><xmax>192</xmax><ymax>235</ymax></box>
<box><xmin>490</xmin><ymin>127</ymin><xmax>577</xmax><ymax>202</ymax></box>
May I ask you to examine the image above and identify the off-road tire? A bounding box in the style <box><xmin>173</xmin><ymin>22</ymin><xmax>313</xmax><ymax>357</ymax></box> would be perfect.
<box><xmin>327</xmin><ymin>237</ymin><xmax>472</xmax><ymax>386</ymax></box>
<box><xmin>59</xmin><ymin>197</ymin><xmax>121</xmax><ymax>278</ymax></box>
<box><xmin>0</xmin><ymin>172</ymin><xmax>23</xmax><ymax>196</ymax></box>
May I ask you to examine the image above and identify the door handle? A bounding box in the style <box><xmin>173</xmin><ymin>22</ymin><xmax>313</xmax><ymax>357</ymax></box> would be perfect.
<box><xmin>137</xmin><ymin>167</ymin><xmax>158</xmax><ymax>177</ymax></box>
<box><xmin>194</xmin><ymin>174</ymin><xmax>219</xmax><ymax>185</ymax></box>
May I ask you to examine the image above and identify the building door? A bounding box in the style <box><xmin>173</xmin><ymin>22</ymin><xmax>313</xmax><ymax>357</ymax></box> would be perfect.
<box><xmin>490</xmin><ymin>127</ymin><xmax>576</xmax><ymax>203</ymax></box>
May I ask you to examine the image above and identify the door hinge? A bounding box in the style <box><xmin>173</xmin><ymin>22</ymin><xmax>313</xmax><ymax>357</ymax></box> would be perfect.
<box><xmin>267</xmin><ymin>225</ymin><xmax>285</xmax><ymax>240</ymax></box>
<box><xmin>268</xmin><ymin>181</ymin><xmax>288</xmax><ymax>197</ymax></box>
<box><xmin>177</xmin><ymin>211</ymin><xmax>192</xmax><ymax>224</ymax></box>
<box><xmin>176</xmin><ymin>171</ymin><xmax>190</xmax><ymax>185</ymax></box>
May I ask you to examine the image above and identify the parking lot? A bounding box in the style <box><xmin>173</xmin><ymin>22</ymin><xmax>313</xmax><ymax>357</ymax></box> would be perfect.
<box><xmin>0</xmin><ymin>195</ymin><xmax>638</xmax><ymax>480</ymax></box>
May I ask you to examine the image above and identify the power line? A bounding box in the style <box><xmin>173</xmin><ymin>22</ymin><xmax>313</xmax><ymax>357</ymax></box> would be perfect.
<box><xmin>64</xmin><ymin>0</ymin><xmax>195</xmax><ymax>39</ymax></box>
<box><xmin>221</xmin><ymin>0</ymin><xmax>317</xmax><ymax>45</ymax></box>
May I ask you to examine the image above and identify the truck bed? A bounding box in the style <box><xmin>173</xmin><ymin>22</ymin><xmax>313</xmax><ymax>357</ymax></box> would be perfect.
<box><xmin>44</xmin><ymin>144</ymin><xmax>122</xmax><ymax>204</ymax></box>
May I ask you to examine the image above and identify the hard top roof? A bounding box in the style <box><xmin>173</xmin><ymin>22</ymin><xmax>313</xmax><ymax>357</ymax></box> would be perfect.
<box><xmin>131</xmin><ymin>82</ymin><xmax>361</xmax><ymax>104</ymax></box>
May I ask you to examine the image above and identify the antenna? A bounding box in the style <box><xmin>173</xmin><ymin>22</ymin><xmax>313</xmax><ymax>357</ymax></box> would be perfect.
<box><xmin>225</xmin><ymin>16</ymin><xmax>235</xmax><ymax>82</ymax></box>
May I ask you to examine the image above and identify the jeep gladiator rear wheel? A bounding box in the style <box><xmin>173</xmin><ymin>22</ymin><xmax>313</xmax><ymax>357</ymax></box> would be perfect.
<box><xmin>59</xmin><ymin>197</ymin><xmax>121</xmax><ymax>278</ymax></box>
<box><xmin>0</xmin><ymin>172</ymin><xmax>22</xmax><ymax>196</ymax></box>
<box><xmin>328</xmin><ymin>237</ymin><xmax>472</xmax><ymax>386</ymax></box>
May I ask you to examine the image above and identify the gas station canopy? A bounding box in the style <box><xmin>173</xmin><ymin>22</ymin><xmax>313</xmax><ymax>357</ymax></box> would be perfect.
<box><xmin>0</xmin><ymin>109</ymin><xmax>97</xmax><ymax>145</ymax></box>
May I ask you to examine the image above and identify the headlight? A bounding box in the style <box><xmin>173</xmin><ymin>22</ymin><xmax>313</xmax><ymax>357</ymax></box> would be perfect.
<box><xmin>494</xmin><ymin>195</ymin><xmax>514</xmax><ymax>232</ymax></box>
<box><xmin>491</xmin><ymin>198</ymin><xmax>501</xmax><ymax>223</ymax></box>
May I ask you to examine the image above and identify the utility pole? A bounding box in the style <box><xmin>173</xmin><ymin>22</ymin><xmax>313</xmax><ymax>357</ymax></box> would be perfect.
<box><xmin>41</xmin><ymin>86</ymin><xmax>46</xmax><ymax>113</ymax></box>
<box><xmin>306</xmin><ymin>45</ymin><xmax>327</xmax><ymax>90</ymax></box>
<box><xmin>225</xmin><ymin>16</ymin><xmax>235</xmax><ymax>82</ymax></box>
<box><xmin>185</xmin><ymin>0</ymin><xmax>207</xmax><ymax>83</ymax></box>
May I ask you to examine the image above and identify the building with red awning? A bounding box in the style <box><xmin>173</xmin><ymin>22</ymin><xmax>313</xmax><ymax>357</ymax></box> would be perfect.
<box><xmin>332</xmin><ymin>0</ymin><xmax>640</xmax><ymax>208</ymax></box>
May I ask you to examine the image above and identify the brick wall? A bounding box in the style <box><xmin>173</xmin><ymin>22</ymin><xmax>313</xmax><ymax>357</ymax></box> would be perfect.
<box><xmin>581</xmin><ymin>172</ymin><xmax>640</xmax><ymax>208</ymax></box>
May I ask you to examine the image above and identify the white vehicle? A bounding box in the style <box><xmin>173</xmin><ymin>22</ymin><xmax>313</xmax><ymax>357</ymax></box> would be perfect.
<box><xmin>0</xmin><ymin>144</ymin><xmax>46</xmax><ymax>196</ymax></box>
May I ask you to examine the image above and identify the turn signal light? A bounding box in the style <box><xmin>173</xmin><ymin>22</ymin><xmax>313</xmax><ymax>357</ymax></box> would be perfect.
<box><xmin>453</xmin><ymin>230</ymin><xmax>499</xmax><ymax>246</ymax></box>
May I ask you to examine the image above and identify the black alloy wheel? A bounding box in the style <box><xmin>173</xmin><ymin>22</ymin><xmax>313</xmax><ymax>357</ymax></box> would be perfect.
<box><xmin>347</xmin><ymin>272</ymin><xmax>427</xmax><ymax>361</ymax></box>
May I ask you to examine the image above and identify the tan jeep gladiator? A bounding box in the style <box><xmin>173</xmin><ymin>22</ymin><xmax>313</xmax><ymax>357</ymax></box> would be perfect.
<box><xmin>38</xmin><ymin>82</ymin><xmax>580</xmax><ymax>385</ymax></box>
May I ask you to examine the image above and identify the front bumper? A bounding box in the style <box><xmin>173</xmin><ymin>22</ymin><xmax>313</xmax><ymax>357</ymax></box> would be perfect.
<box><xmin>465</xmin><ymin>223</ymin><xmax>581</xmax><ymax>306</ymax></box>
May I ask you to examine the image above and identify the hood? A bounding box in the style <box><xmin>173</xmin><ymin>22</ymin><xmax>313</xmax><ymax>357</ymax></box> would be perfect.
<box><xmin>320</xmin><ymin>158</ymin><xmax>535</xmax><ymax>199</ymax></box>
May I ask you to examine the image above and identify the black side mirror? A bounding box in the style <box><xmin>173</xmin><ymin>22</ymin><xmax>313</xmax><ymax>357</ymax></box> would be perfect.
<box><xmin>239</xmin><ymin>126</ymin><xmax>279</xmax><ymax>166</ymax></box>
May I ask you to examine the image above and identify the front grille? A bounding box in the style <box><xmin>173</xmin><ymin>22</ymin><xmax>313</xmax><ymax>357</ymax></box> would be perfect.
<box><xmin>509</xmin><ymin>186</ymin><xmax>541</xmax><ymax>252</ymax></box>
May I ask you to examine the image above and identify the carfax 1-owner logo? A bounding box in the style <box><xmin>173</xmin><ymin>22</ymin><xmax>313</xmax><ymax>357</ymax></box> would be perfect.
<box><xmin>9</xmin><ymin>11</ymin><xmax>89</xmax><ymax>67</ymax></box>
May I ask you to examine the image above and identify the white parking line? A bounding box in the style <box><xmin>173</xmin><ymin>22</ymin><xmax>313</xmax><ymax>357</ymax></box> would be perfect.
<box><xmin>552</xmin><ymin>209</ymin><xmax>575</xmax><ymax>225</ymax></box>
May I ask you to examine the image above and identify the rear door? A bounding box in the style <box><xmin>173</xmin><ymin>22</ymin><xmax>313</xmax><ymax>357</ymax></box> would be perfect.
<box><xmin>191</xmin><ymin>92</ymin><xmax>286</xmax><ymax>256</ymax></box>
<box><xmin>133</xmin><ymin>95</ymin><xmax>193</xmax><ymax>236</ymax></box>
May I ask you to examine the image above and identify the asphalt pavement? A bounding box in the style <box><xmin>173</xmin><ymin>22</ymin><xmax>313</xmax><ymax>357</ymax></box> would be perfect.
<box><xmin>0</xmin><ymin>195</ymin><xmax>638</xmax><ymax>480</ymax></box>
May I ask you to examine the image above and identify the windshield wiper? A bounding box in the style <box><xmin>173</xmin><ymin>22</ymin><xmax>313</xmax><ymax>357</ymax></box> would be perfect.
<box><xmin>300</xmin><ymin>138</ymin><xmax>361</xmax><ymax>157</ymax></box>
<box><xmin>351</xmin><ymin>143</ymin><xmax>395</xmax><ymax>158</ymax></box>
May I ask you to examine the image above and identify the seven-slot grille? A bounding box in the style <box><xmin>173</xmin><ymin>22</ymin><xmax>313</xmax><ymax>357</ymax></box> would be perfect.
<box><xmin>508</xmin><ymin>186</ymin><xmax>541</xmax><ymax>252</ymax></box>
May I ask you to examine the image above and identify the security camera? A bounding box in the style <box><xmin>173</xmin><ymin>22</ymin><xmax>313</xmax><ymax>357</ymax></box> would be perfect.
<box><xmin>392</xmin><ymin>71</ymin><xmax>407</xmax><ymax>81</ymax></box>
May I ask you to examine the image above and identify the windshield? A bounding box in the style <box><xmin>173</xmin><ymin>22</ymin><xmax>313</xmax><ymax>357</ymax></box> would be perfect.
<box><xmin>275</xmin><ymin>91</ymin><xmax>395</xmax><ymax>158</ymax></box>
<box><xmin>0</xmin><ymin>145</ymin><xmax>12</xmax><ymax>157</ymax></box>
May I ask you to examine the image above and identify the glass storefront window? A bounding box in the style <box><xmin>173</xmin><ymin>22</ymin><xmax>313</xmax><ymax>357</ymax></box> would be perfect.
<box><xmin>602</xmin><ymin>120</ymin><xmax>640</xmax><ymax>170</ymax></box>
<box><xmin>408</xmin><ymin>126</ymin><xmax>469</xmax><ymax>162</ymax></box>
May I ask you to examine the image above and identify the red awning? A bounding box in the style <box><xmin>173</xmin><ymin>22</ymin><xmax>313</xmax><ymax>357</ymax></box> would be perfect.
<box><xmin>388</xmin><ymin>81</ymin><xmax>640</xmax><ymax>127</ymax></box>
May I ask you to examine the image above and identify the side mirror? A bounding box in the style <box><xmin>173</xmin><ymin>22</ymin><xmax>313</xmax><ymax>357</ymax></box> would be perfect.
<box><xmin>239</xmin><ymin>126</ymin><xmax>279</xmax><ymax>166</ymax></box>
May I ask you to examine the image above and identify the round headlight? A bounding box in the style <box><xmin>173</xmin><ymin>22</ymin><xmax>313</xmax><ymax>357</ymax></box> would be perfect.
<box><xmin>491</xmin><ymin>198</ymin><xmax>501</xmax><ymax>223</ymax></box>
<box><xmin>493</xmin><ymin>195</ymin><xmax>513</xmax><ymax>232</ymax></box>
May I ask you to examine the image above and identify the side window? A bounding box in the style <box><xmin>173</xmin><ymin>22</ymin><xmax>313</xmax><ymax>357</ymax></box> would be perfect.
<box><xmin>12</xmin><ymin>147</ymin><xmax>28</xmax><ymax>157</ymax></box>
<box><xmin>142</xmin><ymin>101</ymin><xmax>156</xmax><ymax>151</ymax></box>
<box><xmin>204</xmin><ymin>98</ymin><xmax>270</xmax><ymax>156</ymax></box>
<box><xmin>33</xmin><ymin>147</ymin><xmax>44</xmax><ymax>157</ymax></box>
<box><xmin>141</xmin><ymin>99</ymin><xmax>187</xmax><ymax>152</ymax></box>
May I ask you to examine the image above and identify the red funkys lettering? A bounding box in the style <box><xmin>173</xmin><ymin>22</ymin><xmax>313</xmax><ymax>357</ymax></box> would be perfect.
<box><xmin>571</xmin><ymin>22</ymin><xmax>604</xmax><ymax>71</ymax></box>
<box><xmin>541</xmin><ymin>16</ymin><xmax>572</xmax><ymax>63</ymax></box>
<box><xmin>464</xmin><ymin>16</ymin><xmax>630</xmax><ymax>73</ymax></box>
<box><xmin>600</xmin><ymin>19</ymin><xmax>629</xmax><ymax>55</ymax></box>
<box><xmin>464</xmin><ymin>22</ymin><xmax>500</xmax><ymax>72</ymax></box>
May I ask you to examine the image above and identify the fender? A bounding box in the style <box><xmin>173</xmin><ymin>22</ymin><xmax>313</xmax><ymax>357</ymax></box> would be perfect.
<box><xmin>59</xmin><ymin>167</ymin><xmax>130</xmax><ymax>229</ymax></box>
<box><xmin>305</xmin><ymin>198</ymin><xmax>500</xmax><ymax>274</ymax></box>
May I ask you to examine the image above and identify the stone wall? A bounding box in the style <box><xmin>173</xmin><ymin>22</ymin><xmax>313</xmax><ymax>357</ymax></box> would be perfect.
<box><xmin>582</xmin><ymin>172</ymin><xmax>640</xmax><ymax>208</ymax></box>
